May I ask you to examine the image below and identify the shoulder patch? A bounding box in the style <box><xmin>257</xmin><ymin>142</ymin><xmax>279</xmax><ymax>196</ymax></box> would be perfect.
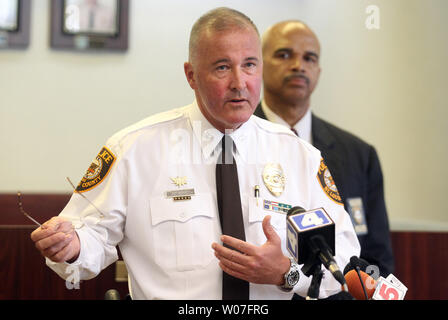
<box><xmin>76</xmin><ymin>147</ymin><xmax>116</xmax><ymax>193</ymax></box>
<box><xmin>317</xmin><ymin>158</ymin><xmax>343</xmax><ymax>205</ymax></box>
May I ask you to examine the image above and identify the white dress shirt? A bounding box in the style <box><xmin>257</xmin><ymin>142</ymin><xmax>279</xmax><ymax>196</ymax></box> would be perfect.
<box><xmin>47</xmin><ymin>101</ymin><xmax>360</xmax><ymax>299</ymax></box>
<box><xmin>260</xmin><ymin>99</ymin><xmax>313</xmax><ymax>144</ymax></box>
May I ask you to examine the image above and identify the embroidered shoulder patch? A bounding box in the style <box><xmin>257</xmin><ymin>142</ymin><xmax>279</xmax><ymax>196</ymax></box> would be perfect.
<box><xmin>317</xmin><ymin>158</ymin><xmax>343</xmax><ymax>205</ymax></box>
<box><xmin>76</xmin><ymin>147</ymin><xmax>116</xmax><ymax>193</ymax></box>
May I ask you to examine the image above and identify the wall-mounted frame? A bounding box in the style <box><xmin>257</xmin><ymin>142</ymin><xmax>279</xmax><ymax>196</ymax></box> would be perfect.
<box><xmin>50</xmin><ymin>0</ymin><xmax>129</xmax><ymax>51</ymax></box>
<box><xmin>0</xmin><ymin>0</ymin><xmax>31</xmax><ymax>49</ymax></box>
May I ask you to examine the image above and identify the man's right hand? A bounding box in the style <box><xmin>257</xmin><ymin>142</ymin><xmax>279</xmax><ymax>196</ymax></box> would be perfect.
<box><xmin>30</xmin><ymin>216</ymin><xmax>80</xmax><ymax>263</ymax></box>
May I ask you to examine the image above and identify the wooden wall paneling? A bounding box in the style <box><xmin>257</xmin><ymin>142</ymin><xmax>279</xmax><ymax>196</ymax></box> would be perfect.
<box><xmin>391</xmin><ymin>231</ymin><xmax>448</xmax><ymax>300</ymax></box>
<box><xmin>2</xmin><ymin>194</ymin><xmax>448</xmax><ymax>299</ymax></box>
<box><xmin>0</xmin><ymin>193</ymin><xmax>128</xmax><ymax>299</ymax></box>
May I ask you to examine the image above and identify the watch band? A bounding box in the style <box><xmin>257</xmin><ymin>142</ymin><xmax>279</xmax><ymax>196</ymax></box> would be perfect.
<box><xmin>279</xmin><ymin>257</ymin><xmax>300</xmax><ymax>292</ymax></box>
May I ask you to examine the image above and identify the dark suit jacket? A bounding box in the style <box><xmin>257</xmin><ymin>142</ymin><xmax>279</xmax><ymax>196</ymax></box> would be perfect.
<box><xmin>254</xmin><ymin>104</ymin><xmax>395</xmax><ymax>277</ymax></box>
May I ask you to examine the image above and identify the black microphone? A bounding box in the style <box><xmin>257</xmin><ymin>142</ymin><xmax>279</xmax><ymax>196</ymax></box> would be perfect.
<box><xmin>343</xmin><ymin>256</ymin><xmax>371</xmax><ymax>275</ymax></box>
<box><xmin>286</xmin><ymin>206</ymin><xmax>346</xmax><ymax>288</ymax></box>
<box><xmin>344</xmin><ymin>256</ymin><xmax>408</xmax><ymax>300</ymax></box>
<box><xmin>344</xmin><ymin>256</ymin><xmax>370</xmax><ymax>300</ymax></box>
<box><xmin>343</xmin><ymin>256</ymin><xmax>382</xmax><ymax>300</ymax></box>
<box><xmin>104</xmin><ymin>289</ymin><xmax>121</xmax><ymax>300</ymax></box>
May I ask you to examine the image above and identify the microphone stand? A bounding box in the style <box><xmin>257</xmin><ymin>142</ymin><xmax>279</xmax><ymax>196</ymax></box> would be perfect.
<box><xmin>305</xmin><ymin>263</ymin><xmax>323</xmax><ymax>300</ymax></box>
<box><xmin>301</xmin><ymin>236</ymin><xmax>348</xmax><ymax>299</ymax></box>
<box><xmin>301</xmin><ymin>244</ymin><xmax>324</xmax><ymax>300</ymax></box>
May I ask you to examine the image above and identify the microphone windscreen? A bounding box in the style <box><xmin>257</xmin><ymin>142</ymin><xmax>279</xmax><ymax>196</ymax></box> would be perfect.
<box><xmin>104</xmin><ymin>289</ymin><xmax>121</xmax><ymax>300</ymax></box>
<box><xmin>287</xmin><ymin>206</ymin><xmax>306</xmax><ymax>217</ymax></box>
<box><xmin>353</xmin><ymin>257</ymin><xmax>371</xmax><ymax>272</ymax></box>
<box><xmin>344</xmin><ymin>256</ymin><xmax>372</xmax><ymax>275</ymax></box>
<box><xmin>345</xmin><ymin>270</ymin><xmax>377</xmax><ymax>300</ymax></box>
<box><xmin>350</xmin><ymin>256</ymin><xmax>359</xmax><ymax>269</ymax></box>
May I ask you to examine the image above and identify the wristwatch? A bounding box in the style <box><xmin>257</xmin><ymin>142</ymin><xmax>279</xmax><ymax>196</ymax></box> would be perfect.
<box><xmin>279</xmin><ymin>257</ymin><xmax>300</xmax><ymax>291</ymax></box>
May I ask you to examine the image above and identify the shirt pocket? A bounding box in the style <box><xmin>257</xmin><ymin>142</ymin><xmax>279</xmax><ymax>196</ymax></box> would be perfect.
<box><xmin>149</xmin><ymin>193</ymin><xmax>216</xmax><ymax>271</ymax></box>
<box><xmin>248</xmin><ymin>198</ymin><xmax>287</xmax><ymax>247</ymax></box>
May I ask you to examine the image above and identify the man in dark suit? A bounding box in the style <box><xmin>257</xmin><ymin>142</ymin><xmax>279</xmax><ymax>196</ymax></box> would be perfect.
<box><xmin>257</xmin><ymin>20</ymin><xmax>394</xmax><ymax>280</ymax></box>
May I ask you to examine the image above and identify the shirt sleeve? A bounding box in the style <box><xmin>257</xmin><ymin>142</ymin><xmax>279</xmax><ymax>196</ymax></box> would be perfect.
<box><xmin>307</xmin><ymin>156</ymin><xmax>361</xmax><ymax>298</ymax></box>
<box><xmin>46</xmin><ymin>140</ymin><xmax>128</xmax><ymax>282</ymax></box>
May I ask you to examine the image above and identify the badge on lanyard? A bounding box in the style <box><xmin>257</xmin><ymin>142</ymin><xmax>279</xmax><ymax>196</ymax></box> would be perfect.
<box><xmin>346</xmin><ymin>197</ymin><xmax>368</xmax><ymax>235</ymax></box>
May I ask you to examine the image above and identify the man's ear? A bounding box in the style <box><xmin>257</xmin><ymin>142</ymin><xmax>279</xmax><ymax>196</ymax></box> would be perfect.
<box><xmin>184</xmin><ymin>62</ymin><xmax>196</xmax><ymax>90</ymax></box>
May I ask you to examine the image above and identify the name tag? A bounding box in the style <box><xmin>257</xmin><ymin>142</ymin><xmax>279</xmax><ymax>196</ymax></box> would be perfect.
<box><xmin>347</xmin><ymin>197</ymin><xmax>368</xmax><ymax>235</ymax></box>
<box><xmin>165</xmin><ymin>188</ymin><xmax>195</xmax><ymax>201</ymax></box>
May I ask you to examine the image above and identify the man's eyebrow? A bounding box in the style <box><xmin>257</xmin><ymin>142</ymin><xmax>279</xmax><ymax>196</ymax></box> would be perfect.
<box><xmin>273</xmin><ymin>48</ymin><xmax>293</xmax><ymax>55</ymax></box>
<box><xmin>245</xmin><ymin>56</ymin><xmax>259</xmax><ymax>62</ymax></box>
<box><xmin>212</xmin><ymin>58</ymin><xmax>231</xmax><ymax>65</ymax></box>
<box><xmin>273</xmin><ymin>48</ymin><xmax>319</xmax><ymax>59</ymax></box>
<box><xmin>305</xmin><ymin>51</ymin><xmax>319</xmax><ymax>59</ymax></box>
<box><xmin>212</xmin><ymin>57</ymin><xmax>259</xmax><ymax>65</ymax></box>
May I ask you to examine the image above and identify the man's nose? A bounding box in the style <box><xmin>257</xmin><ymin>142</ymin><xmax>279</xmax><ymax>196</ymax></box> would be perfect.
<box><xmin>230</xmin><ymin>68</ymin><xmax>246</xmax><ymax>91</ymax></box>
<box><xmin>291</xmin><ymin>58</ymin><xmax>303</xmax><ymax>72</ymax></box>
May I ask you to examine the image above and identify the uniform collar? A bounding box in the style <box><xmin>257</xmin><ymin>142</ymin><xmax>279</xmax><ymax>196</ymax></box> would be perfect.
<box><xmin>186</xmin><ymin>100</ymin><xmax>251</xmax><ymax>163</ymax></box>
<box><xmin>261</xmin><ymin>99</ymin><xmax>313</xmax><ymax>144</ymax></box>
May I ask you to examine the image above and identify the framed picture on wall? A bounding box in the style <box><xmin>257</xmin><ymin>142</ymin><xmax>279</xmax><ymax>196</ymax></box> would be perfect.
<box><xmin>0</xmin><ymin>0</ymin><xmax>31</xmax><ymax>49</ymax></box>
<box><xmin>50</xmin><ymin>0</ymin><xmax>129</xmax><ymax>51</ymax></box>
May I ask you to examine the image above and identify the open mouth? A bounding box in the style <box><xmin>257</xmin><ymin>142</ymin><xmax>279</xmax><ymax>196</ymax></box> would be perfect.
<box><xmin>228</xmin><ymin>99</ymin><xmax>247</xmax><ymax>103</ymax></box>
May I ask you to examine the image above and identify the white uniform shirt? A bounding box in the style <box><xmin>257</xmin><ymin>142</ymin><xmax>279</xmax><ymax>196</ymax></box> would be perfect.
<box><xmin>260</xmin><ymin>99</ymin><xmax>313</xmax><ymax>144</ymax></box>
<box><xmin>47</xmin><ymin>101</ymin><xmax>360</xmax><ymax>299</ymax></box>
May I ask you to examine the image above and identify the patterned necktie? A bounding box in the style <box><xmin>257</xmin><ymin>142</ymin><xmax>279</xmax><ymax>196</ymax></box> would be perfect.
<box><xmin>215</xmin><ymin>135</ymin><xmax>249</xmax><ymax>300</ymax></box>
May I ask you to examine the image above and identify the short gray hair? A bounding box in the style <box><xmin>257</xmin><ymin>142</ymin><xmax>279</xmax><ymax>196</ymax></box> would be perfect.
<box><xmin>188</xmin><ymin>7</ymin><xmax>259</xmax><ymax>62</ymax></box>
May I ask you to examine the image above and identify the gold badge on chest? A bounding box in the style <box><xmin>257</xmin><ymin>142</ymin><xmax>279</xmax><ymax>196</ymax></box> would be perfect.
<box><xmin>262</xmin><ymin>163</ymin><xmax>286</xmax><ymax>197</ymax></box>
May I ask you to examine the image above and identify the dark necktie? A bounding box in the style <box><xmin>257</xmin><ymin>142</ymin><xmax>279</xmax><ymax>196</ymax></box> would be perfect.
<box><xmin>291</xmin><ymin>127</ymin><xmax>299</xmax><ymax>137</ymax></box>
<box><xmin>215</xmin><ymin>135</ymin><xmax>249</xmax><ymax>300</ymax></box>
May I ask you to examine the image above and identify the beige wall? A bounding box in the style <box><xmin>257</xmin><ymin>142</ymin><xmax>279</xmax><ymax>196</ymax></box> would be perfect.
<box><xmin>1</xmin><ymin>0</ymin><xmax>447</xmax><ymax>231</ymax></box>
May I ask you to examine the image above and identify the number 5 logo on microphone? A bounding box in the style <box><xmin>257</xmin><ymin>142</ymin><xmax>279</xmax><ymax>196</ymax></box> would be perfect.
<box><xmin>373</xmin><ymin>278</ymin><xmax>406</xmax><ymax>300</ymax></box>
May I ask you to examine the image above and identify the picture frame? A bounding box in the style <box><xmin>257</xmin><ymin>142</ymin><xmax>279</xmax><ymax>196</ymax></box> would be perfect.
<box><xmin>0</xmin><ymin>0</ymin><xmax>31</xmax><ymax>49</ymax></box>
<box><xmin>50</xmin><ymin>0</ymin><xmax>129</xmax><ymax>51</ymax></box>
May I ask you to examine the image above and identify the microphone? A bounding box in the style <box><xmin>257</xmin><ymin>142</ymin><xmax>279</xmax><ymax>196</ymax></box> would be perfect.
<box><xmin>345</xmin><ymin>269</ymin><xmax>377</xmax><ymax>300</ymax></box>
<box><xmin>104</xmin><ymin>289</ymin><xmax>121</xmax><ymax>300</ymax></box>
<box><xmin>344</xmin><ymin>256</ymin><xmax>374</xmax><ymax>300</ymax></box>
<box><xmin>344</xmin><ymin>256</ymin><xmax>408</xmax><ymax>300</ymax></box>
<box><xmin>372</xmin><ymin>275</ymin><xmax>408</xmax><ymax>300</ymax></box>
<box><xmin>286</xmin><ymin>206</ymin><xmax>345</xmax><ymax>288</ymax></box>
<box><xmin>343</xmin><ymin>256</ymin><xmax>371</xmax><ymax>275</ymax></box>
